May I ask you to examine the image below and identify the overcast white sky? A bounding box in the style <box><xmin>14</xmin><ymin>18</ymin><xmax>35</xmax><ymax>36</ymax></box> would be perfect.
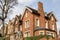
<box><xmin>0</xmin><ymin>0</ymin><xmax>60</xmax><ymax>33</ymax></box>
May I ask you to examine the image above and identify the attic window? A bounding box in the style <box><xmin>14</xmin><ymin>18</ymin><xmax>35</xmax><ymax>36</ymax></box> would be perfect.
<box><xmin>51</xmin><ymin>16</ymin><xmax>54</xmax><ymax>20</ymax></box>
<box><xmin>26</xmin><ymin>11</ymin><xmax>28</xmax><ymax>17</ymax></box>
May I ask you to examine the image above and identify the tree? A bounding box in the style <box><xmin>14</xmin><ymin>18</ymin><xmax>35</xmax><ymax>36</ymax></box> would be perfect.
<box><xmin>0</xmin><ymin>33</ymin><xmax>2</xmax><ymax>37</ymax></box>
<box><xmin>0</xmin><ymin>0</ymin><xmax>17</xmax><ymax>37</ymax></box>
<box><xmin>24</xmin><ymin>35</ymin><xmax>55</xmax><ymax>40</ymax></box>
<box><xmin>39</xmin><ymin>35</ymin><xmax>55</xmax><ymax>40</ymax></box>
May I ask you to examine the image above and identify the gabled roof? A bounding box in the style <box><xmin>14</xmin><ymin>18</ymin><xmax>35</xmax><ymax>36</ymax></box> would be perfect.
<box><xmin>26</xmin><ymin>6</ymin><xmax>40</xmax><ymax>15</ymax></box>
<box><xmin>44</xmin><ymin>11</ymin><xmax>57</xmax><ymax>21</ymax></box>
<box><xmin>47</xmin><ymin>11</ymin><xmax>57</xmax><ymax>21</ymax></box>
<box><xmin>22</xmin><ymin>6</ymin><xmax>57</xmax><ymax>21</ymax></box>
<box><xmin>22</xmin><ymin>6</ymin><xmax>40</xmax><ymax>19</ymax></box>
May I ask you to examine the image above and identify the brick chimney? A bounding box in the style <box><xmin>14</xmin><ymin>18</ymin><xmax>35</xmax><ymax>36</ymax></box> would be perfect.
<box><xmin>38</xmin><ymin>2</ymin><xmax>44</xmax><ymax>17</ymax></box>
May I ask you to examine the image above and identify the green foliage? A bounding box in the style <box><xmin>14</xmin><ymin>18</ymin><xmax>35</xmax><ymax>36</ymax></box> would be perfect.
<box><xmin>0</xmin><ymin>37</ymin><xmax>3</xmax><ymax>40</ymax></box>
<box><xmin>44</xmin><ymin>35</ymin><xmax>55</xmax><ymax>39</ymax></box>
<box><xmin>24</xmin><ymin>35</ymin><xmax>55</xmax><ymax>40</ymax></box>
<box><xmin>0</xmin><ymin>33</ymin><xmax>2</xmax><ymax>37</ymax></box>
<box><xmin>25</xmin><ymin>37</ymin><xmax>33</xmax><ymax>40</ymax></box>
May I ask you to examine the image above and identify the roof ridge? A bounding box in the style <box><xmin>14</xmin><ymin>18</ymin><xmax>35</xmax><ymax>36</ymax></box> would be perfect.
<box><xmin>26</xmin><ymin>6</ymin><xmax>37</xmax><ymax>11</ymax></box>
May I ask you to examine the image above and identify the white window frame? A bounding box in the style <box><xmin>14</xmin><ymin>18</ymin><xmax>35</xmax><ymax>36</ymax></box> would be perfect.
<box><xmin>51</xmin><ymin>33</ymin><xmax>54</xmax><ymax>37</ymax></box>
<box><xmin>46</xmin><ymin>32</ymin><xmax>51</xmax><ymax>35</ymax></box>
<box><xmin>45</xmin><ymin>22</ymin><xmax>48</xmax><ymax>28</ymax></box>
<box><xmin>52</xmin><ymin>24</ymin><xmax>54</xmax><ymax>30</ymax></box>
<box><xmin>24</xmin><ymin>32</ymin><xmax>30</xmax><ymax>37</ymax></box>
<box><xmin>36</xmin><ymin>19</ymin><xmax>39</xmax><ymax>27</ymax></box>
<box><xmin>25</xmin><ymin>20</ymin><xmax>29</xmax><ymax>28</ymax></box>
<box><xmin>51</xmin><ymin>16</ymin><xmax>54</xmax><ymax>20</ymax></box>
<box><xmin>26</xmin><ymin>11</ymin><xmax>28</xmax><ymax>17</ymax></box>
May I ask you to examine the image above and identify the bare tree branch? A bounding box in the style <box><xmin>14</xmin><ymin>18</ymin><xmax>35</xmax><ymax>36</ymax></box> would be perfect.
<box><xmin>0</xmin><ymin>16</ymin><xmax>2</xmax><ymax>20</ymax></box>
<box><xmin>0</xmin><ymin>0</ymin><xmax>4</xmax><ymax>10</ymax></box>
<box><xmin>0</xmin><ymin>0</ymin><xmax>3</xmax><ymax>5</ymax></box>
<box><xmin>0</xmin><ymin>0</ymin><xmax>18</xmax><ymax>37</ymax></box>
<box><xmin>0</xmin><ymin>5</ymin><xmax>2</xmax><ymax>9</ymax></box>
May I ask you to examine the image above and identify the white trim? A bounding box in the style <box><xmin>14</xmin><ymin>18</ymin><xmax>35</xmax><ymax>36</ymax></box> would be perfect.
<box><xmin>24</xmin><ymin>30</ymin><xmax>31</xmax><ymax>33</ymax></box>
<box><xmin>26</xmin><ymin>11</ymin><xmax>28</xmax><ymax>17</ymax></box>
<box><xmin>46</xmin><ymin>31</ymin><xmax>51</xmax><ymax>35</ymax></box>
<box><xmin>51</xmin><ymin>33</ymin><xmax>55</xmax><ymax>37</ymax></box>
<box><xmin>45</xmin><ymin>22</ymin><xmax>48</xmax><ymax>28</ymax></box>
<box><xmin>24</xmin><ymin>30</ymin><xmax>31</xmax><ymax>37</ymax></box>
<box><xmin>26</xmin><ymin>7</ymin><xmax>32</xmax><ymax>12</ymax></box>
<box><xmin>25</xmin><ymin>20</ymin><xmax>30</xmax><ymax>28</ymax></box>
<box><xmin>51</xmin><ymin>16</ymin><xmax>54</xmax><ymax>20</ymax></box>
<box><xmin>52</xmin><ymin>24</ymin><xmax>54</xmax><ymax>30</ymax></box>
<box><xmin>22</xmin><ymin>6</ymin><xmax>32</xmax><ymax>19</ymax></box>
<box><xmin>35</xmin><ymin>18</ymin><xmax>40</xmax><ymax>27</ymax></box>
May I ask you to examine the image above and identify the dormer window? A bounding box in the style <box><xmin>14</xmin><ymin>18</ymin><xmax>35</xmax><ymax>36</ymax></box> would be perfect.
<box><xmin>26</xmin><ymin>11</ymin><xmax>28</xmax><ymax>17</ymax></box>
<box><xmin>36</xmin><ymin>19</ymin><xmax>39</xmax><ymax>26</ymax></box>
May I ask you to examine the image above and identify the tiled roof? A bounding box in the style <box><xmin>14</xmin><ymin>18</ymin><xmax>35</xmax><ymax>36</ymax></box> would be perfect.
<box><xmin>26</xmin><ymin>6</ymin><xmax>40</xmax><ymax>15</ymax></box>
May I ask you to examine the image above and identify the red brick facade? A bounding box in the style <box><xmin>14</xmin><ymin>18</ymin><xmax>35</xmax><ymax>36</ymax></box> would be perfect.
<box><xmin>4</xmin><ymin>1</ymin><xmax>58</xmax><ymax>40</ymax></box>
<box><xmin>22</xmin><ymin>2</ymin><xmax>57</xmax><ymax>40</ymax></box>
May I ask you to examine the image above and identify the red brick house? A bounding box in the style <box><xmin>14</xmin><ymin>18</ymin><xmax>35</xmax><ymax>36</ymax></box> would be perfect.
<box><xmin>4</xmin><ymin>15</ymin><xmax>22</xmax><ymax>40</ymax></box>
<box><xmin>4</xmin><ymin>1</ymin><xmax>57</xmax><ymax>40</ymax></box>
<box><xmin>22</xmin><ymin>2</ymin><xmax>57</xmax><ymax>40</ymax></box>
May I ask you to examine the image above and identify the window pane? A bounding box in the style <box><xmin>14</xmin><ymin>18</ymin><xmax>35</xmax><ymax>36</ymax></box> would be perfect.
<box><xmin>24</xmin><ymin>32</ymin><xmax>30</xmax><ymax>37</ymax></box>
<box><xmin>51</xmin><ymin>16</ymin><xmax>54</xmax><ymax>20</ymax></box>
<box><xmin>45</xmin><ymin>22</ymin><xmax>48</xmax><ymax>28</ymax></box>
<box><xmin>36</xmin><ymin>19</ymin><xmax>39</xmax><ymax>26</ymax></box>
<box><xmin>39</xmin><ymin>31</ymin><xmax>44</xmax><ymax>35</ymax></box>
<box><xmin>52</xmin><ymin>24</ymin><xmax>54</xmax><ymax>30</ymax></box>
<box><xmin>26</xmin><ymin>11</ymin><xmax>28</xmax><ymax>17</ymax></box>
<box><xmin>40</xmin><ymin>32</ymin><xmax>43</xmax><ymax>35</ymax></box>
<box><xmin>25</xmin><ymin>20</ymin><xmax>29</xmax><ymax>28</ymax></box>
<box><xmin>51</xmin><ymin>33</ymin><xmax>54</xmax><ymax>37</ymax></box>
<box><xmin>46</xmin><ymin>32</ymin><xmax>51</xmax><ymax>35</ymax></box>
